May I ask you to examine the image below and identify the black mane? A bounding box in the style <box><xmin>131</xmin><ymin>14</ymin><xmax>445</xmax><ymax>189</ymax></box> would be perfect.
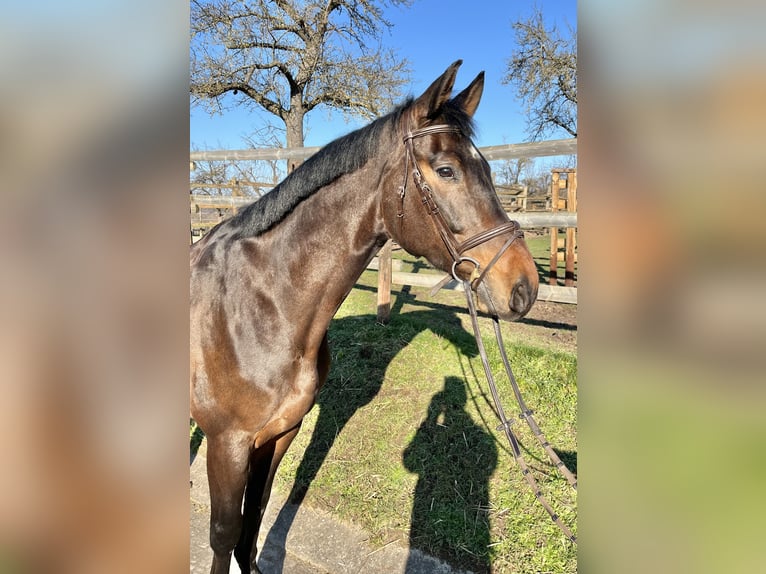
<box><xmin>229</xmin><ymin>97</ymin><xmax>475</xmax><ymax>239</ymax></box>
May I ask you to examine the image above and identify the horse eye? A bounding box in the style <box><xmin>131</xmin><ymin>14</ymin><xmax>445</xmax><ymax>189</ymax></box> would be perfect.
<box><xmin>436</xmin><ymin>166</ymin><xmax>455</xmax><ymax>178</ymax></box>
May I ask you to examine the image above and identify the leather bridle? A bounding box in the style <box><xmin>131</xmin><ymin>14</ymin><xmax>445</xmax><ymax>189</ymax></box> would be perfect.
<box><xmin>399</xmin><ymin>124</ymin><xmax>525</xmax><ymax>293</ymax></box>
<box><xmin>398</xmin><ymin>123</ymin><xmax>578</xmax><ymax>543</ymax></box>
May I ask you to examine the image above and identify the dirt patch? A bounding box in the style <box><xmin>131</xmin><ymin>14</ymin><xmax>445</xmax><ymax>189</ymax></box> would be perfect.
<box><xmin>512</xmin><ymin>299</ymin><xmax>577</xmax><ymax>354</ymax></box>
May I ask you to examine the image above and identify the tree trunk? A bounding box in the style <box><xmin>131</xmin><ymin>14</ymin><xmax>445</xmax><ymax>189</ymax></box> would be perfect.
<box><xmin>285</xmin><ymin>95</ymin><xmax>305</xmax><ymax>173</ymax></box>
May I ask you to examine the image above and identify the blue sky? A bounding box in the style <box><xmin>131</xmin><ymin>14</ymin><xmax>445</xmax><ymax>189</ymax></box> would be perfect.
<box><xmin>190</xmin><ymin>0</ymin><xmax>577</xmax><ymax>151</ymax></box>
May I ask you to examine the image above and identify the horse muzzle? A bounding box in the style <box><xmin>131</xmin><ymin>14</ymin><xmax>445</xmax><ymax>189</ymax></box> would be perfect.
<box><xmin>510</xmin><ymin>275</ymin><xmax>537</xmax><ymax>317</ymax></box>
<box><xmin>476</xmin><ymin>274</ymin><xmax>538</xmax><ymax>322</ymax></box>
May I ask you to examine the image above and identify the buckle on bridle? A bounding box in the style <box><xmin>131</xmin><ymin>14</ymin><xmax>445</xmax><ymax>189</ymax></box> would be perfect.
<box><xmin>451</xmin><ymin>256</ymin><xmax>481</xmax><ymax>283</ymax></box>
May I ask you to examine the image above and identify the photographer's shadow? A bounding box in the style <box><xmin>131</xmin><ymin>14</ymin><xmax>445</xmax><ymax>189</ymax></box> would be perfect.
<box><xmin>403</xmin><ymin>376</ymin><xmax>497</xmax><ymax>574</ymax></box>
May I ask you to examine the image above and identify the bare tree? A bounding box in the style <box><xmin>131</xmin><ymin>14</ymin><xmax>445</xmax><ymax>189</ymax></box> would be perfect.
<box><xmin>239</xmin><ymin>126</ymin><xmax>286</xmax><ymax>188</ymax></box>
<box><xmin>190</xmin><ymin>157</ymin><xmax>229</xmax><ymax>192</ymax></box>
<box><xmin>522</xmin><ymin>166</ymin><xmax>552</xmax><ymax>199</ymax></box>
<box><xmin>191</xmin><ymin>152</ymin><xmax>277</xmax><ymax>199</ymax></box>
<box><xmin>503</xmin><ymin>8</ymin><xmax>576</xmax><ymax>140</ymax></box>
<box><xmin>191</xmin><ymin>0</ymin><xmax>411</xmax><ymax>169</ymax></box>
<box><xmin>494</xmin><ymin>157</ymin><xmax>532</xmax><ymax>186</ymax></box>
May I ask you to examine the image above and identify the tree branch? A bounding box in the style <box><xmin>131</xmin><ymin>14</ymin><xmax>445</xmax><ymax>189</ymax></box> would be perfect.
<box><xmin>191</xmin><ymin>0</ymin><xmax>412</xmax><ymax>147</ymax></box>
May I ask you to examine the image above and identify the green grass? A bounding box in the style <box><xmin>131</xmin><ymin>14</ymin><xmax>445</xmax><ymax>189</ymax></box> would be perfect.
<box><xmin>190</xmin><ymin>259</ymin><xmax>577</xmax><ymax>573</ymax></box>
<box><xmin>272</xmin><ymin>270</ymin><xmax>577</xmax><ymax>573</ymax></box>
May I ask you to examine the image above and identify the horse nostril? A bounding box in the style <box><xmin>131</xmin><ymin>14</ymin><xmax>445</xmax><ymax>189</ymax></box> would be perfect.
<box><xmin>510</xmin><ymin>278</ymin><xmax>531</xmax><ymax>314</ymax></box>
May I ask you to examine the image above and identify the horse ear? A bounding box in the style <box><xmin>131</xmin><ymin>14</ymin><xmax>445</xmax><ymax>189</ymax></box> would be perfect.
<box><xmin>410</xmin><ymin>60</ymin><xmax>463</xmax><ymax>125</ymax></box>
<box><xmin>451</xmin><ymin>71</ymin><xmax>484</xmax><ymax>117</ymax></box>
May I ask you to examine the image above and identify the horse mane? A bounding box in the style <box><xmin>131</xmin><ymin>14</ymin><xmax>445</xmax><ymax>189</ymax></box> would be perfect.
<box><xmin>229</xmin><ymin>97</ymin><xmax>475</xmax><ymax>239</ymax></box>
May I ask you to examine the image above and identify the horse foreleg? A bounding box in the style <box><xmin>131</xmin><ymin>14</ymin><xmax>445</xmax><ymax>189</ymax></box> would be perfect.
<box><xmin>206</xmin><ymin>432</ymin><xmax>251</xmax><ymax>574</ymax></box>
<box><xmin>235</xmin><ymin>423</ymin><xmax>302</xmax><ymax>574</ymax></box>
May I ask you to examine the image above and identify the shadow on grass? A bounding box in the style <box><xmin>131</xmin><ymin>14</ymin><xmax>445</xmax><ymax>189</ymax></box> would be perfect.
<box><xmin>261</xmin><ymin>287</ymin><xmax>501</xmax><ymax>573</ymax></box>
<box><xmin>260</xmin><ymin>284</ymin><xmax>576</xmax><ymax>573</ymax></box>
<box><xmin>403</xmin><ymin>376</ymin><xmax>497</xmax><ymax>574</ymax></box>
<box><xmin>555</xmin><ymin>449</ymin><xmax>578</xmax><ymax>477</ymax></box>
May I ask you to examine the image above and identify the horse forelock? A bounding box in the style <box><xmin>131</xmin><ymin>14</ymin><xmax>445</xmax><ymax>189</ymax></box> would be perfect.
<box><xmin>429</xmin><ymin>99</ymin><xmax>477</xmax><ymax>141</ymax></box>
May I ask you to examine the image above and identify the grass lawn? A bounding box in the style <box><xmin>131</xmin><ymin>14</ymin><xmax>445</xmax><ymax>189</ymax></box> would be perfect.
<box><xmin>272</xmin><ymin>262</ymin><xmax>577</xmax><ymax>574</ymax></box>
<box><xmin>191</xmin><ymin>238</ymin><xmax>577</xmax><ymax>573</ymax></box>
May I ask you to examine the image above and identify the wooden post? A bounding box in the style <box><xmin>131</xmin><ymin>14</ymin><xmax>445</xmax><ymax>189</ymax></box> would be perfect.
<box><xmin>230</xmin><ymin>178</ymin><xmax>241</xmax><ymax>215</ymax></box>
<box><xmin>565</xmin><ymin>171</ymin><xmax>577</xmax><ymax>286</ymax></box>
<box><xmin>549</xmin><ymin>172</ymin><xmax>560</xmax><ymax>286</ymax></box>
<box><xmin>376</xmin><ymin>241</ymin><xmax>393</xmax><ymax>324</ymax></box>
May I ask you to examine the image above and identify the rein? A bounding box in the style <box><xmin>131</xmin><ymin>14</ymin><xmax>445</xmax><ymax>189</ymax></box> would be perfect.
<box><xmin>400</xmin><ymin>124</ymin><xmax>578</xmax><ymax>543</ymax></box>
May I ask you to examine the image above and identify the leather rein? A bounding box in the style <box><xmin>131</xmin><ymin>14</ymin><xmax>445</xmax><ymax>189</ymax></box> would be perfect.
<box><xmin>399</xmin><ymin>123</ymin><xmax>578</xmax><ymax>543</ymax></box>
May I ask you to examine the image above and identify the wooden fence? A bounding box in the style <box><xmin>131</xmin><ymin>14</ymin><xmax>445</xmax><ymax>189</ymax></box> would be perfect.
<box><xmin>549</xmin><ymin>169</ymin><xmax>577</xmax><ymax>288</ymax></box>
<box><xmin>189</xmin><ymin>137</ymin><xmax>576</xmax><ymax>163</ymax></box>
<box><xmin>190</xmin><ymin>180</ymin><xmax>273</xmax><ymax>237</ymax></box>
<box><xmin>190</xmin><ymin>138</ymin><xmax>577</xmax><ymax>309</ymax></box>
<box><xmin>373</xmin><ymin>210</ymin><xmax>577</xmax><ymax>323</ymax></box>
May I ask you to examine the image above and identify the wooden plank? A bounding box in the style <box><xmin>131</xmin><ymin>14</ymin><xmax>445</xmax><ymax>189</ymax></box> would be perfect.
<box><xmin>461</xmin><ymin>138</ymin><xmax>577</xmax><ymax>161</ymax></box>
<box><xmin>189</xmin><ymin>182</ymin><xmax>273</xmax><ymax>191</ymax></box>
<box><xmin>549</xmin><ymin>172</ymin><xmax>560</xmax><ymax>286</ymax></box>
<box><xmin>391</xmin><ymin>271</ymin><xmax>455</xmax><ymax>289</ymax></box>
<box><xmin>387</xmin><ymin>272</ymin><xmax>577</xmax><ymax>304</ymax></box>
<box><xmin>366</xmin><ymin>257</ymin><xmax>403</xmax><ymax>271</ymax></box>
<box><xmin>549</xmin><ymin>227</ymin><xmax>559</xmax><ymax>286</ymax></box>
<box><xmin>190</xmin><ymin>196</ymin><xmax>578</xmax><ymax>230</ymax></box>
<box><xmin>508</xmin><ymin>212</ymin><xmax>577</xmax><ymax>228</ymax></box>
<box><xmin>190</xmin><ymin>138</ymin><xmax>576</xmax><ymax>163</ymax></box>
<box><xmin>565</xmin><ymin>172</ymin><xmax>577</xmax><ymax>287</ymax></box>
<box><xmin>569</xmin><ymin>170</ymin><xmax>578</xmax><ymax>211</ymax></box>
<box><xmin>190</xmin><ymin>147</ymin><xmax>321</xmax><ymax>162</ymax></box>
<box><xmin>376</xmin><ymin>241</ymin><xmax>392</xmax><ymax>324</ymax></box>
<box><xmin>537</xmin><ymin>284</ymin><xmax>577</xmax><ymax>304</ymax></box>
<box><xmin>190</xmin><ymin>196</ymin><xmax>250</xmax><ymax>208</ymax></box>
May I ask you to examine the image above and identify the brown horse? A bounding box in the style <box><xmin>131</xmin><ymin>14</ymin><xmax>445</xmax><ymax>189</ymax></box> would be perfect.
<box><xmin>190</xmin><ymin>61</ymin><xmax>539</xmax><ymax>574</ymax></box>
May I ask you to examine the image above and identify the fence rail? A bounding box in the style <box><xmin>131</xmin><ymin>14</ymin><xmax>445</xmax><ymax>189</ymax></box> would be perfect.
<box><xmin>379</xmin><ymin>270</ymin><xmax>577</xmax><ymax>305</ymax></box>
<box><xmin>190</xmin><ymin>138</ymin><xmax>576</xmax><ymax>163</ymax></box>
<box><xmin>190</xmin><ymin>194</ymin><xmax>577</xmax><ymax>228</ymax></box>
<box><xmin>479</xmin><ymin>138</ymin><xmax>577</xmax><ymax>161</ymax></box>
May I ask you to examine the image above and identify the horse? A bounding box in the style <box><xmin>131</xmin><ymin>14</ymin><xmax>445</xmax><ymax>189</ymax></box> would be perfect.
<box><xmin>190</xmin><ymin>60</ymin><xmax>539</xmax><ymax>574</ymax></box>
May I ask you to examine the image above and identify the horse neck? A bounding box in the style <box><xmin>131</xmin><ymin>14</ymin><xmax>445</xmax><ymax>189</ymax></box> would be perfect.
<box><xmin>267</xmin><ymin>148</ymin><xmax>394</xmax><ymax>331</ymax></box>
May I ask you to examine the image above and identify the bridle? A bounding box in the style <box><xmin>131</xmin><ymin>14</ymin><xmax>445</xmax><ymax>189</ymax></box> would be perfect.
<box><xmin>398</xmin><ymin>123</ymin><xmax>578</xmax><ymax>543</ymax></box>
<box><xmin>399</xmin><ymin>124</ymin><xmax>525</xmax><ymax>294</ymax></box>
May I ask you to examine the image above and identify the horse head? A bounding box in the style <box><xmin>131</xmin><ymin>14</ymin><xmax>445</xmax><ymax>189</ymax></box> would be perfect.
<box><xmin>382</xmin><ymin>60</ymin><xmax>539</xmax><ymax>321</ymax></box>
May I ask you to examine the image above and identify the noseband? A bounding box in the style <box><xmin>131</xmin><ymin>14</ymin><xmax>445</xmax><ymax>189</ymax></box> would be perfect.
<box><xmin>399</xmin><ymin>124</ymin><xmax>525</xmax><ymax>293</ymax></box>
